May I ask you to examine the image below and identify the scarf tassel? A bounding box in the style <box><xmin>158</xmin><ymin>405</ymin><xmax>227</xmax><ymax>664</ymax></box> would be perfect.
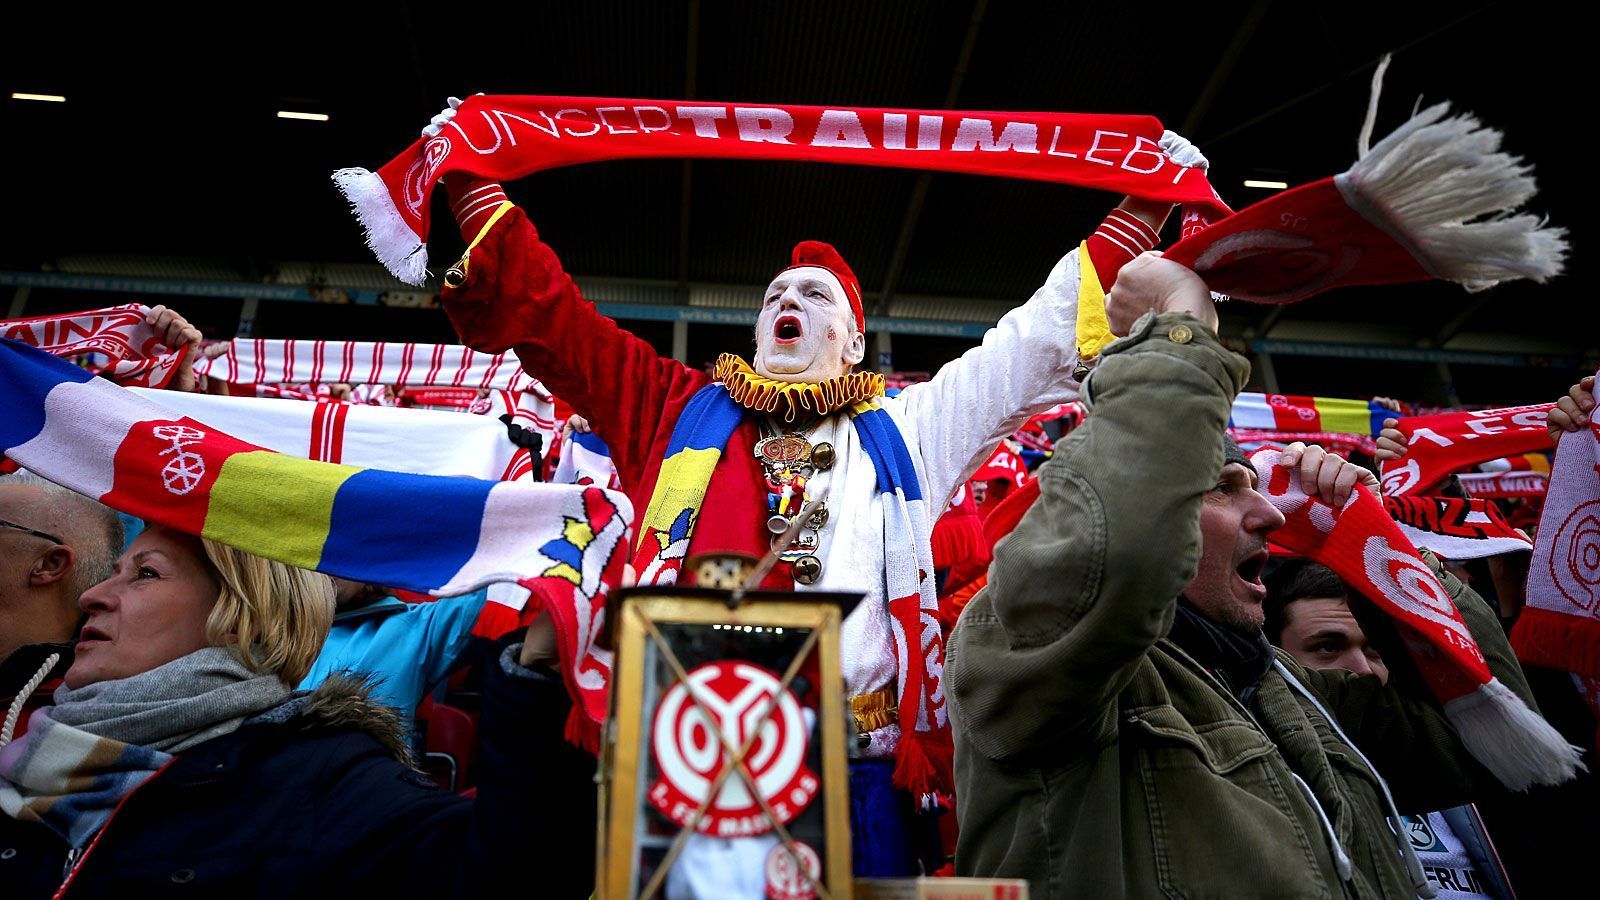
<box><xmin>1336</xmin><ymin>56</ymin><xmax>1567</xmax><ymax>292</ymax></box>
<box><xmin>1442</xmin><ymin>676</ymin><xmax>1586</xmax><ymax>791</ymax></box>
<box><xmin>893</xmin><ymin>730</ymin><xmax>955</xmax><ymax>800</ymax></box>
<box><xmin>333</xmin><ymin>167</ymin><xmax>431</xmax><ymax>286</ymax></box>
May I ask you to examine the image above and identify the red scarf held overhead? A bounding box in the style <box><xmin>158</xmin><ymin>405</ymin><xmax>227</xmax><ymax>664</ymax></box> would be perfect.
<box><xmin>1380</xmin><ymin>404</ymin><xmax>1554</xmax><ymax>496</ymax></box>
<box><xmin>337</xmin><ymin>95</ymin><xmax>1230</xmax><ymax>285</ymax></box>
<box><xmin>1251</xmin><ymin>448</ymin><xmax>1579</xmax><ymax>789</ymax></box>
<box><xmin>0</xmin><ymin>305</ymin><xmax>190</xmax><ymax>389</ymax></box>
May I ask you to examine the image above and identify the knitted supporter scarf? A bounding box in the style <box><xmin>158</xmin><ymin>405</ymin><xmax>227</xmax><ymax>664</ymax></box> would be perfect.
<box><xmin>334</xmin><ymin>96</ymin><xmax>1230</xmax><ymax>285</ymax></box>
<box><xmin>631</xmin><ymin>373</ymin><xmax>952</xmax><ymax>797</ymax></box>
<box><xmin>1250</xmin><ymin>448</ymin><xmax>1581</xmax><ymax>789</ymax></box>
<box><xmin>0</xmin><ymin>304</ymin><xmax>190</xmax><ymax>388</ymax></box>
<box><xmin>1383</xmin><ymin>496</ymin><xmax>1533</xmax><ymax>560</ymax></box>
<box><xmin>1380</xmin><ymin>404</ymin><xmax>1554</xmax><ymax>496</ymax></box>
<box><xmin>1457</xmin><ymin>470</ymin><xmax>1550</xmax><ymax>499</ymax></box>
<box><xmin>0</xmin><ymin>339</ymin><xmax>631</xmax><ymax>750</ymax></box>
<box><xmin>1230</xmin><ymin>392</ymin><xmax>1391</xmax><ymax>437</ymax></box>
<box><xmin>0</xmin><ymin>647</ymin><xmax>289</xmax><ymax>848</ymax></box>
<box><xmin>1510</xmin><ymin>409</ymin><xmax>1600</xmax><ymax>694</ymax></box>
<box><xmin>1232</xmin><ymin>429</ymin><xmax>1377</xmax><ymax>461</ymax></box>
<box><xmin>1164</xmin><ymin>58</ymin><xmax>1564</xmax><ymax>304</ymax></box>
<box><xmin>194</xmin><ymin>337</ymin><xmax>545</xmax><ymax>395</ymax></box>
<box><xmin>128</xmin><ymin>388</ymin><xmax>527</xmax><ymax>481</ymax></box>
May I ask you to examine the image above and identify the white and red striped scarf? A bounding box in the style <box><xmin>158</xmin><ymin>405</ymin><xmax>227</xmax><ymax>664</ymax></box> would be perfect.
<box><xmin>196</xmin><ymin>337</ymin><xmax>541</xmax><ymax>393</ymax></box>
<box><xmin>0</xmin><ymin>305</ymin><xmax>189</xmax><ymax>388</ymax></box>
<box><xmin>201</xmin><ymin>339</ymin><xmax>557</xmax><ymax>479</ymax></box>
<box><xmin>1511</xmin><ymin>400</ymin><xmax>1600</xmax><ymax>706</ymax></box>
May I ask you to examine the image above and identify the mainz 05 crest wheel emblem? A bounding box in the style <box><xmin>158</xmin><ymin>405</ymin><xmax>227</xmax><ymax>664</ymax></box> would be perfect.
<box><xmin>649</xmin><ymin>661</ymin><xmax>819</xmax><ymax>837</ymax></box>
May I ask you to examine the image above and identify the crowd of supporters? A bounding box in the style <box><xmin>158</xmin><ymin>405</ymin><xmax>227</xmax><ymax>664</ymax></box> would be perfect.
<box><xmin>0</xmin><ymin>289</ymin><xmax>1593</xmax><ymax>898</ymax></box>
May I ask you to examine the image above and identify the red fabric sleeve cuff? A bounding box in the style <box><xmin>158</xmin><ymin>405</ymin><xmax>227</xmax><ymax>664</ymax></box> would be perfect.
<box><xmin>1085</xmin><ymin>208</ymin><xmax>1161</xmax><ymax>291</ymax></box>
<box><xmin>443</xmin><ymin>173</ymin><xmax>509</xmax><ymax>240</ymax></box>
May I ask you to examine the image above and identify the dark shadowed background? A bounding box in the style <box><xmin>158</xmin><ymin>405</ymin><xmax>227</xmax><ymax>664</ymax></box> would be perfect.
<box><xmin>1</xmin><ymin>1</ymin><xmax>1588</xmax><ymax>406</ymax></box>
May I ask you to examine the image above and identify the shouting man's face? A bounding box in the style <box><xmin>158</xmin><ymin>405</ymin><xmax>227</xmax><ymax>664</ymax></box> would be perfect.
<box><xmin>1185</xmin><ymin>462</ymin><xmax>1288</xmax><ymax>633</ymax></box>
<box><xmin>753</xmin><ymin>266</ymin><xmax>864</xmax><ymax>383</ymax></box>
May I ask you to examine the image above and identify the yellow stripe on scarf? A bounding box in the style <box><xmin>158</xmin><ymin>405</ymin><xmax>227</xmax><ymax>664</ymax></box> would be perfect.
<box><xmin>1075</xmin><ymin>240</ymin><xmax>1115</xmax><ymax>363</ymax></box>
<box><xmin>638</xmin><ymin>447</ymin><xmax>720</xmax><ymax>542</ymax></box>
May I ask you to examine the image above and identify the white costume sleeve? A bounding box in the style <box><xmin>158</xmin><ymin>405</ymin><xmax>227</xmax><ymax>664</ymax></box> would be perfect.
<box><xmin>896</xmin><ymin>246</ymin><xmax>1084</xmax><ymax>507</ymax></box>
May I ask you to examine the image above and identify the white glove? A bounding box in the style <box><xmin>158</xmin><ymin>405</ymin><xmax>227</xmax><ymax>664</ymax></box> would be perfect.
<box><xmin>421</xmin><ymin>94</ymin><xmax>483</xmax><ymax>138</ymax></box>
<box><xmin>1159</xmin><ymin>130</ymin><xmax>1209</xmax><ymax>173</ymax></box>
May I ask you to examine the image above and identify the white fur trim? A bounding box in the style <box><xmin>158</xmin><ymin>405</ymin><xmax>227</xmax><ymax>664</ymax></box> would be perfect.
<box><xmin>1336</xmin><ymin>66</ymin><xmax>1567</xmax><ymax>292</ymax></box>
<box><xmin>1443</xmin><ymin>676</ymin><xmax>1586</xmax><ymax>791</ymax></box>
<box><xmin>331</xmin><ymin>167</ymin><xmax>431</xmax><ymax>286</ymax></box>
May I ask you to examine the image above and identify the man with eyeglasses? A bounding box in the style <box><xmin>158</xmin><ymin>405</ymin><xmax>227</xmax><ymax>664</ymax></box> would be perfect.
<box><xmin>0</xmin><ymin>470</ymin><xmax>124</xmax><ymax>731</ymax></box>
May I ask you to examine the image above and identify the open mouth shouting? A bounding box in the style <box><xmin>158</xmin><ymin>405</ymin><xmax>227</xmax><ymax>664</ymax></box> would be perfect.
<box><xmin>1235</xmin><ymin>547</ymin><xmax>1269</xmax><ymax>601</ymax></box>
<box><xmin>774</xmin><ymin>314</ymin><xmax>804</xmax><ymax>344</ymax></box>
<box><xmin>77</xmin><ymin>621</ymin><xmax>113</xmax><ymax>649</ymax></box>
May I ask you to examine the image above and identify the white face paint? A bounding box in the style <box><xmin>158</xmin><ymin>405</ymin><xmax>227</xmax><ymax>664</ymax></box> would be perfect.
<box><xmin>753</xmin><ymin>266</ymin><xmax>865</xmax><ymax>383</ymax></box>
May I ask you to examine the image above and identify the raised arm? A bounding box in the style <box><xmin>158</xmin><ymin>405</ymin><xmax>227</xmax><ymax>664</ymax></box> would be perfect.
<box><xmin>947</xmin><ymin>256</ymin><xmax>1247</xmax><ymax>762</ymax></box>
<box><xmin>894</xmin><ymin>200</ymin><xmax>1167</xmax><ymax>501</ymax></box>
<box><xmin>438</xmin><ymin>175</ymin><xmax>704</xmax><ymax>485</ymax></box>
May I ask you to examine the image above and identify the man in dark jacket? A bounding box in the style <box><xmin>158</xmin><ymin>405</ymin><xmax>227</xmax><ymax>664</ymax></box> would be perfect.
<box><xmin>946</xmin><ymin>254</ymin><xmax>1543</xmax><ymax>898</ymax></box>
<box><xmin>0</xmin><ymin>632</ymin><xmax>597</xmax><ymax>898</ymax></box>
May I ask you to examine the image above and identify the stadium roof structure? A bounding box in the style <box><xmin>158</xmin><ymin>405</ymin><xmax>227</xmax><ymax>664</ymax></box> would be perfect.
<box><xmin>2</xmin><ymin>1</ymin><xmax>1588</xmax><ymax>405</ymax></box>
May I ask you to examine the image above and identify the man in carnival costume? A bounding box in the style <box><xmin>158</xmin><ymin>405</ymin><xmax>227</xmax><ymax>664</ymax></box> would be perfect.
<box><xmin>421</xmin><ymin>97</ymin><xmax>1210</xmax><ymax>882</ymax></box>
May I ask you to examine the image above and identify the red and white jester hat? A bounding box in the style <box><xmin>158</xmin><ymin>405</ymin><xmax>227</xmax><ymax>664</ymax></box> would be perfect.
<box><xmin>780</xmin><ymin>241</ymin><xmax>865</xmax><ymax>333</ymax></box>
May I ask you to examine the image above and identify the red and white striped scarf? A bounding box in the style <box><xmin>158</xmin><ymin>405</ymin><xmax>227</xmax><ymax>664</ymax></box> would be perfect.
<box><xmin>196</xmin><ymin>337</ymin><xmax>541</xmax><ymax>393</ymax></box>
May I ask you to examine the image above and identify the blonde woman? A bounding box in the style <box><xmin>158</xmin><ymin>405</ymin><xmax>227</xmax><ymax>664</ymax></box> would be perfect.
<box><xmin>0</xmin><ymin>524</ymin><xmax>593</xmax><ymax>898</ymax></box>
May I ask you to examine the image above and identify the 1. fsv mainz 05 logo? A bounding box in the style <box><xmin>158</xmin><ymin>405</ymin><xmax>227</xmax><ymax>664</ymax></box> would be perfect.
<box><xmin>649</xmin><ymin>661</ymin><xmax>818</xmax><ymax>838</ymax></box>
<box><xmin>153</xmin><ymin>424</ymin><xmax>207</xmax><ymax>495</ymax></box>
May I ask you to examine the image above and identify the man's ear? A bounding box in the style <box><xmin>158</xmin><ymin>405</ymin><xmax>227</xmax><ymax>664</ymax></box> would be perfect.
<box><xmin>30</xmin><ymin>545</ymin><xmax>75</xmax><ymax>587</ymax></box>
<box><xmin>842</xmin><ymin>330</ymin><xmax>866</xmax><ymax>367</ymax></box>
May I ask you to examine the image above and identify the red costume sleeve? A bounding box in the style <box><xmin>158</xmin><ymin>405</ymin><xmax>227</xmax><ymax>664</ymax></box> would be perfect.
<box><xmin>440</xmin><ymin>203</ymin><xmax>706</xmax><ymax>488</ymax></box>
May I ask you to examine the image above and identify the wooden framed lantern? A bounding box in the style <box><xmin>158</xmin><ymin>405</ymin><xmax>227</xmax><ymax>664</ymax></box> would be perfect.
<box><xmin>598</xmin><ymin>581</ymin><xmax>861</xmax><ymax>900</ymax></box>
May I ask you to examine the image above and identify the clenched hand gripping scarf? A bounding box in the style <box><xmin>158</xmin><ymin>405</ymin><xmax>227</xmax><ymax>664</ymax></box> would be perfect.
<box><xmin>1252</xmin><ymin>448</ymin><xmax>1581</xmax><ymax>790</ymax></box>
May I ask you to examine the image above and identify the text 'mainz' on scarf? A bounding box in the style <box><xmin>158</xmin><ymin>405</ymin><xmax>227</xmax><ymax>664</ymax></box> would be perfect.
<box><xmin>335</xmin><ymin>95</ymin><xmax>1232</xmax><ymax>284</ymax></box>
<box><xmin>1164</xmin><ymin>58</ymin><xmax>1564</xmax><ymax>304</ymax></box>
<box><xmin>1511</xmin><ymin>400</ymin><xmax>1600</xmax><ymax>702</ymax></box>
<box><xmin>1380</xmin><ymin>404</ymin><xmax>1555</xmax><ymax>496</ymax></box>
<box><xmin>1382</xmin><ymin>496</ymin><xmax>1533</xmax><ymax>560</ymax></box>
<box><xmin>0</xmin><ymin>304</ymin><xmax>190</xmax><ymax>388</ymax></box>
<box><xmin>0</xmin><ymin>338</ymin><xmax>630</xmax><ymax>750</ymax></box>
<box><xmin>1251</xmin><ymin>448</ymin><xmax>1581</xmax><ymax>790</ymax></box>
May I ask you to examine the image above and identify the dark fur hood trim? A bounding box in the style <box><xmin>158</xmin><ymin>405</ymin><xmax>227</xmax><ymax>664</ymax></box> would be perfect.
<box><xmin>248</xmin><ymin>673</ymin><xmax>414</xmax><ymax>767</ymax></box>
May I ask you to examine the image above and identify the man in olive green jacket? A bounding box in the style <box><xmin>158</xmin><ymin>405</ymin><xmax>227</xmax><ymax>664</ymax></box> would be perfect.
<box><xmin>947</xmin><ymin>255</ymin><xmax>1537</xmax><ymax>899</ymax></box>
